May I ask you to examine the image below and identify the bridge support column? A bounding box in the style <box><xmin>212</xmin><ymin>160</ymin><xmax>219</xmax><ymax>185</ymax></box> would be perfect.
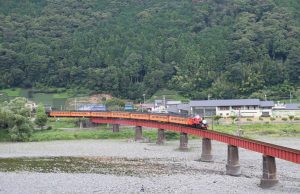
<box><xmin>179</xmin><ymin>133</ymin><xmax>188</xmax><ymax>150</ymax></box>
<box><xmin>200</xmin><ymin>138</ymin><xmax>213</xmax><ymax>162</ymax></box>
<box><xmin>135</xmin><ymin>126</ymin><xmax>143</xmax><ymax>141</ymax></box>
<box><xmin>112</xmin><ymin>124</ymin><xmax>120</xmax><ymax>133</ymax></box>
<box><xmin>156</xmin><ymin>129</ymin><xmax>166</xmax><ymax>145</ymax></box>
<box><xmin>226</xmin><ymin>145</ymin><xmax>241</xmax><ymax>176</ymax></box>
<box><xmin>260</xmin><ymin>155</ymin><xmax>278</xmax><ymax>188</ymax></box>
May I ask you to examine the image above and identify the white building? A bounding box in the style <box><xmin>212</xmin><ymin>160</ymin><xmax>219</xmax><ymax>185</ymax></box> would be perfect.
<box><xmin>189</xmin><ymin>99</ymin><xmax>274</xmax><ymax>118</ymax></box>
<box><xmin>272</xmin><ymin>103</ymin><xmax>300</xmax><ymax>118</ymax></box>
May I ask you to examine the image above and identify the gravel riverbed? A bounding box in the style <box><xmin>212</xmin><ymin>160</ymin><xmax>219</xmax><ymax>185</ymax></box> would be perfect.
<box><xmin>0</xmin><ymin>138</ymin><xmax>299</xmax><ymax>194</ymax></box>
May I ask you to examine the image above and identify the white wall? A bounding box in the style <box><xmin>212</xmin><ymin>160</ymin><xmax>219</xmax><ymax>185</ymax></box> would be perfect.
<box><xmin>273</xmin><ymin>110</ymin><xmax>300</xmax><ymax>118</ymax></box>
<box><xmin>216</xmin><ymin>106</ymin><xmax>272</xmax><ymax>118</ymax></box>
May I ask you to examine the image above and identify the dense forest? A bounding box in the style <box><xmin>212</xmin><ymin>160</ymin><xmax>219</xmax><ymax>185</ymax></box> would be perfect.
<box><xmin>0</xmin><ymin>0</ymin><xmax>299</xmax><ymax>100</ymax></box>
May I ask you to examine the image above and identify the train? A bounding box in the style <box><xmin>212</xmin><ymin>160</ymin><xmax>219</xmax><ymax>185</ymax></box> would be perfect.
<box><xmin>49</xmin><ymin>111</ymin><xmax>208</xmax><ymax>130</ymax></box>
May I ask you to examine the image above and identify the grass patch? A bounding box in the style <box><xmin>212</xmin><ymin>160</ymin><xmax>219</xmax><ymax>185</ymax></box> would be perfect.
<box><xmin>30</xmin><ymin>128</ymin><xmax>137</xmax><ymax>142</ymax></box>
<box><xmin>48</xmin><ymin>119</ymin><xmax>77</xmax><ymax>128</ymax></box>
<box><xmin>213</xmin><ymin>123</ymin><xmax>300</xmax><ymax>137</ymax></box>
<box><xmin>29</xmin><ymin>128</ymin><xmax>200</xmax><ymax>142</ymax></box>
<box><xmin>0</xmin><ymin>88</ymin><xmax>21</xmax><ymax>97</ymax></box>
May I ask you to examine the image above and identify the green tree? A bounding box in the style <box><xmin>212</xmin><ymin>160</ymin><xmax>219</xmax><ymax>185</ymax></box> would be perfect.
<box><xmin>0</xmin><ymin>98</ymin><xmax>33</xmax><ymax>141</ymax></box>
<box><xmin>9</xmin><ymin>114</ymin><xmax>33</xmax><ymax>141</ymax></box>
<box><xmin>35</xmin><ymin>104</ymin><xmax>48</xmax><ymax>129</ymax></box>
<box><xmin>0</xmin><ymin>0</ymin><xmax>299</xmax><ymax>99</ymax></box>
<box><xmin>213</xmin><ymin>115</ymin><xmax>222</xmax><ymax>125</ymax></box>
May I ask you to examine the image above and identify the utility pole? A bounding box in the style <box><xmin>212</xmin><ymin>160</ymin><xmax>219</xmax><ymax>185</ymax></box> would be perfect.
<box><xmin>290</xmin><ymin>91</ymin><xmax>292</xmax><ymax>103</ymax></box>
<box><xmin>236</xmin><ymin>108</ymin><xmax>243</xmax><ymax>136</ymax></box>
<box><xmin>142</xmin><ymin>94</ymin><xmax>145</xmax><ymax>112</ymax></box>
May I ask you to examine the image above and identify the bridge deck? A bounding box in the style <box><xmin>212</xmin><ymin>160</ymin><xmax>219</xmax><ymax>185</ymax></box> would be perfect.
<box><xmin>91</xmin><ymin>118</ymin><xmax>300</xmax><ymax>164</ymax></box>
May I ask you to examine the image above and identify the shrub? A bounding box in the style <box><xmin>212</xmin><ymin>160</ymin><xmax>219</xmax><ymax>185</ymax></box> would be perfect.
<box><xmin>229</xmin><ymin>115</ymin><xmax>237</xmax><ymax>124</ymax></box>
<box><xmin>8</xmin><ymin>115</ymin><xmax>33</xmax><ymax>141</ymax></box>
<box><xmin>165</xmin><ymin>131</ymin><xmax>179</xmax><ymax>140</ymax></box>
<box><xmin>213</xmin><ymin>115</ymin><xmax>222</xmax><ymax>124</ymax></box>
<box><xmin>35</xmin><ymin>104</ymin><xmax>48</xmax><ymax>129</ymax></box>
<box><xmin>259</xmin><ymin>117</ymin><xmax>263</xmax><ymax>121</ymax></box>
<box><xmin>0</xmin><ymin>98</ymin><xmax>34</xmax><ymax>141</ymax></box>
<box><xmin>281</xmin><ymin>118</ymin><xmax>288</xmax><ymax>121</ymax></box>
<box><xmin>288</xmin><ymin>115</ymin><xmax>294</xmax><ymax>121</ymax></box>
<box><xmin>270</xmin><ymin>117</ymin><xmax>276</xmax><ymax>121</ymax></box>
<box><xmin>246</xmin><ymin>118</ymin><xmax>252</xmax><ymax>121</ymax></box>
<box><xmin>294</xmin><ymin>117</ymin><xmax>300</xmax><ymax>120</ymax></box>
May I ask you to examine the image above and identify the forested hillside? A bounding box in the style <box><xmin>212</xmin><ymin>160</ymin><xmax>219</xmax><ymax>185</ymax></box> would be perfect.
<box><xmin>0</xmin><ymin>0</ymin><xmax>299</xmax><ymax>100</ymax></box>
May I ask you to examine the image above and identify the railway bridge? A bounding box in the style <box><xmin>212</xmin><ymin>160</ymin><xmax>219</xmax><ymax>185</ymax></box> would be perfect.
<box><xmin>50</xmin><ymin>112</ymin><xmax>300</xmax><ymax>188</ymax></box>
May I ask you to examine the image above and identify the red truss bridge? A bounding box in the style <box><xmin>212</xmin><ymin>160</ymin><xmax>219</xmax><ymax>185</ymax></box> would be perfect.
<box><xmin>49</xmin><ymin>111</ymin><xmax>300</xmax><ymax>188</ymax></box>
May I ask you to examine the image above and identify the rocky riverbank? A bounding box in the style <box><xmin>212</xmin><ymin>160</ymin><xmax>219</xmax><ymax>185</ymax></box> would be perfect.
<box><xmin>0</xmin><ymin>138</ymin><xmax>299</xmax><ymax>193</ymax></box>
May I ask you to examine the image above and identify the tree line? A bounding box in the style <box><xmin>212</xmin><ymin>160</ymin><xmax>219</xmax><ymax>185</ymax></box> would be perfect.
<box><xmin>0</xmin><ymin>0</ymin><xmax>299</xmax><ymax>100</ymax></box>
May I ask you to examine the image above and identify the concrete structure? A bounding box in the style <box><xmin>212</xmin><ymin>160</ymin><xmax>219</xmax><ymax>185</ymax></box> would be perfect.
<box><xmin>260</xmin><ymin>155</ymin><xmax>278</xmax><ymax>188</ymax></box>
<box><xmin>190</xmin><ymin>99</ymin><xmax>274</xmax><ymax>118</ymax></box>
<box><xmin>112</xmin><ymin>124</ymin><xmax>120</xmax><ymax>132</ymax></box>
<box><xmin>200</xmin><ymin>138</ymin><xmax>213</xmax><ymax>162</ymax></box>
<box><xmin>135</xmin><ymin>126</ymin><xmax>143</xmax><ymax>141</ymax></box>
<box><xmin>226</xmin><ymin>145</ymin><xmax>241</xmax><ymax>176</ymax></box>
<box><xmin>156</xmin><ymin>129</ymin><xmax>166</xmax><ymax>145</ymax></box>
<box><xmin>179</xmin><ymin>133</ymin><xmax>188</xmax><ymax>150</ymax></box>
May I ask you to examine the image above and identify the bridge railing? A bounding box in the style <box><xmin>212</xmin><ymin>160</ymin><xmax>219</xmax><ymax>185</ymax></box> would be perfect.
<box><xmin>90</xmin><ymin>117</ymin><xmax>300</xmax><ymax>164</ymax></box>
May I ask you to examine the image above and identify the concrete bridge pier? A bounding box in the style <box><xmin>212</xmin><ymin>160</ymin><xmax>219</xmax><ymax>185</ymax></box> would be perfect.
<box><xmin>200</xmin><ymin>138</ymin><xmax>213</xmax><ymax>162</ymax></box>
<box><xmin>260</xmin><ymin>155</ymin><xmax>278</xmax><ymax>188</ymax></box>
<box><xmin>179</xmin><ymin>133</ymin><xmax>188</xmax><ymax>150</ymax></box>
<box><xmin>135</xmin><ymin>126</ymin><xmax>143</xmax><ymax>141</ymax></box>
<box><xmin>112</xmin><ymin>124</ymin><xmax>120</xmax><ymax>133</ymax></box>
<box><xmin>226</xmin><ymin>145</ymin><xmax>241</xmax><ymax>176</ymax></box>
<box><xmin>156</xmin><ymin>129</ymin><xmax>166</xmax><ymax>145</ymax></box>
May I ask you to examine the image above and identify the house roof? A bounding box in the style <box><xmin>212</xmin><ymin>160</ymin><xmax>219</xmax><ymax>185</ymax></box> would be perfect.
<box><xmin>177</xmin><ymin>103</ymin><xmax>190</xmax><ymax>111</ymax></box>
<box><xmin>190</xmin><ymin>99</ymin><xmax>273</xmax><ymax>107</ymax></box>
<box><xmin>260</xmin><ymin>101</ymin><xmax>274</xmax><ymax>107</ymax></box>
<box><xmin>167</xmin><ymin>106</ymin><xmax>179</xmax><ymax>113</ymax></box>
<box><xmin>142</xmin><ymin>103</ymin><xmax>154</xmax><ymax>108</ymax></box>
<box><xmin>167</xmin><ymin>101</ymin><xmax>181</xmax><ymax>105</ymax></box>
<box><xmin>285</xmin><ymin>104</ymin><xmax>300</xmax><ymax>110</ymax></box>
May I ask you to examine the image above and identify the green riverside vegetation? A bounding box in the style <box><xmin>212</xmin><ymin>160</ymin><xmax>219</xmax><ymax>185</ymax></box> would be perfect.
<box><xmin>1</xmin><ymin>112</ymin><xmax>299</xmax><ymax>142</ymax></box>
<box><xmin>0</xmin><ymin>0</ymin><xmax>300</xmax><ymax>101</ymax></box>
<box><xmin>28</xmin><ymin>123</ymin><xmax>300</xmax><ymax>142</ymax></box>
<box><xmin>27</xmin><ymin>119</ymin><xmax>300</xmax><ymax>142</ymax></box>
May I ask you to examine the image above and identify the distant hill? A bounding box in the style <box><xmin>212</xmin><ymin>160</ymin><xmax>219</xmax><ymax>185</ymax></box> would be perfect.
<box><xmin>0</xmin><ymin>0</ymin><xmax>299</xmax><ymax>100</ymax></box>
